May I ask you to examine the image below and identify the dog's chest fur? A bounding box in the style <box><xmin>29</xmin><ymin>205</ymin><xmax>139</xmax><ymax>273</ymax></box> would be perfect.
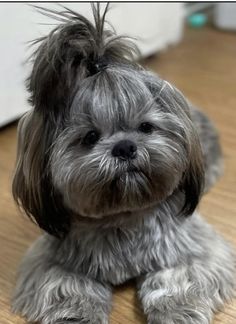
<box><xmin>51</xmin><ymin>204</ymin><xmax>207</xmax><ymax>285</ymax></box>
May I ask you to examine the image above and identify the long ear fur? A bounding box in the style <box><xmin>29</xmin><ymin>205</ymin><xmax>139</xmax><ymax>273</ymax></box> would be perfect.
<box><xmin>175</xmin><ymin>89</ymin><xmax>205</xmax><ymax>216</ymax></box>
<box><xmin>144</xmin><ymin>75</ymin><xmax>205</xmax><ymax>216</ymax></box>
<box><xmin>12</xmin><ymin>112</ymin><xmax>71</xmax><ymax>238</ymax></box>
<box><xmin>162</xmin><ymin>83</ymin><xmax>205</xmax><ymax>216</ymax></box>
<box><xmin>13</xmin><ymin>4</ymin><xmax>139</xmax><ymax>238</ymax></box>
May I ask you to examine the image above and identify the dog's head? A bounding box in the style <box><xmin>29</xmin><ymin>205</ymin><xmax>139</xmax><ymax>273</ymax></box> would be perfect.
<box><xmin>13</xmin><ymin>5</ymin><xmax>204</xmax><ymax>237</ymax></box>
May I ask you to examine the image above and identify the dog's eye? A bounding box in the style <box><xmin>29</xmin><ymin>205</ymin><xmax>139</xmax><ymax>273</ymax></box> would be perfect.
<box><xmin>138</xmin><ymin>122</ymin><xmax>154</xmax><ymax>134</ymax></box>
<box><xmin>83</xmin><ymin>130</ymin><xmax>100</xmax><ymax>146</ymax></box>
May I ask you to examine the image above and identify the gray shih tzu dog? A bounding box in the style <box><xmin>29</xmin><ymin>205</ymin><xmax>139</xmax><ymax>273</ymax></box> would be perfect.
<box><xmin>12</xmin><ymin>5</ymin><xmax>235</xmax><ymax>324</ymax></box>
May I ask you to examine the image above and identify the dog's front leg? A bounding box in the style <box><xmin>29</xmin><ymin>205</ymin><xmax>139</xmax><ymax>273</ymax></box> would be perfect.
<box><xmin>137</xmin><ymin>260</ymin><xmax>234</xmax><ymax>324</ymax></box>
<box><xmin>12</xmin><ymin>236</ymin><xmax>112</xmax><ymax>324</ymax></box>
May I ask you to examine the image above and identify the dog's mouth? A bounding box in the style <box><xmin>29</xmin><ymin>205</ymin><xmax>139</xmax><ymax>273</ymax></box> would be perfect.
<box><xmin>77</xmin><ymin>165</ymin><xmax>158</xmax><ymax>219</ymax></box>
<box><xmin>111</xmin><ymin>165</ymin><xmax>152</xmax><ymax>194</ymax></box>
<box><xmin>126</xmin><ymin>166</ymin><xmax>140</xmax><ymax>174</ymax></box>
<box><xmin>116</xmin><ymin>165</ymin><xmax>141</xmax><ymax>177</ymax></box>
<box><xmin>128</xmin><ymin>165</ymin><xmax>140</xmax><ymax>172</ymax></box>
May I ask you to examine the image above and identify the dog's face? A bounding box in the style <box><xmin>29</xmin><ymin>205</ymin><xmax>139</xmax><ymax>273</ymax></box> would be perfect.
<box><xmin>12</xmin><ymin>6</ymin><xmax>204</xmax><ymax>237</ymax></box>
<box><xmin>50</xmin><ymin>67</ymin><xmax>193</xmax><ymax>218</ymax></box>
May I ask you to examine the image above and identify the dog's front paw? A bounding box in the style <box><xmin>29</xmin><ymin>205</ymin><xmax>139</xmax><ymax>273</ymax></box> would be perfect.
<box><xmin>146</xmin><ymin>303</ymin><xmax>211</xmax><ymax>324</ymax></box>
<box><xmin>12</xmin><ymin>261</ymin><xmax>112</xmax><ymax>324</ymax></box>
<box><xmin>54</xmin><ymin>317</ymin><xmax>108</xmax><ymax>324</ymax></box>
<box><xmin>40</xmin><ymin>309</ymin><xmax>109</xmax><ymax>324</ymax></box>
<box><xmin>142</xmin><ymin>291</ymin><xmax>212</xmax><ymax>324</ymax></box>
<box><xmin>13</xmin><ymin>291</ymin><xmax>110</xmax><ymax>324</ymax></box>
<box><xmin>54</xmin><ymin>319</ymin><xmax>89</xmax><ymax>324</ymax></box>
<box><xmin>34</xmin><ymin>302</ymin><xmax>110</xmax><ymax>324</ymax></box>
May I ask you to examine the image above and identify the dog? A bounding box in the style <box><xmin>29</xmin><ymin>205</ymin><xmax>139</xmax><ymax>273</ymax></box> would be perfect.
<box><xmin>12</xmin><ymin>5</ymin><xmax>235</xmax><ymax>324</ymax></box>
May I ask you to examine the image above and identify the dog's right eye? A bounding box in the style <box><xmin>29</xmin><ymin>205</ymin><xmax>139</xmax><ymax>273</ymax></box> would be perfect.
<box><xmin>138</xmin><ymin>122</ymin><xmax>155</xmax><ymax>134</ymax></box>
<box><xmin>82</xmin><ymin>130</ymin><xmax>100</xmax><ymax>146</ymax></box>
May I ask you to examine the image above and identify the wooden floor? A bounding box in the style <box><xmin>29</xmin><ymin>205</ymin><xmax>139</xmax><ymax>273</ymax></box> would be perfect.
<box><xmin>0</xmin><ymin>26</ymin><xmax>236</xmax><ymax>324</ymax></box>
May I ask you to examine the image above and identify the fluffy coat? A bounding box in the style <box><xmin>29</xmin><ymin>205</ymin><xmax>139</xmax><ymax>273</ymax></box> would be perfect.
<box><xmin>12</xmin><ymin>5</ymin><xmax>235</xmax><ymax>324</ymax></box>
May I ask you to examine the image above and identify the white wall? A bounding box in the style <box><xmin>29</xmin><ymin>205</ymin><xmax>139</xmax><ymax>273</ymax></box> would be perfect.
<box><xmin>0</xmin><ymin>3</ymin><xmax>184</xmax><ymax>127</ymax></box>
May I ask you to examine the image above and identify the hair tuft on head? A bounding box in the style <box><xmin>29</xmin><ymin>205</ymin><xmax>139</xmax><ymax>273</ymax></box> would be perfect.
<box><xmin>27</xmin><ymin>3</ymin><xmax>140</xmax><ymax>118</ymax></box>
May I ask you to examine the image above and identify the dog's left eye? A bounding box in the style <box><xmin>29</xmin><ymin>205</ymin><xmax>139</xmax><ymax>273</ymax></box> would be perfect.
<box><xmin>138</xmin><ymin>122</ymin><xmax>154</xmax><ymax>134</ymax></box>
<box><xmin>83</xmin><ymin>130</ymin><xmax>100</xmax><ymax>146</ymax></box>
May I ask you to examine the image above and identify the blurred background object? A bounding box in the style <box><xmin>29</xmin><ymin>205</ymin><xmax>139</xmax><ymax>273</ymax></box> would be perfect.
<box><xmin>186</xmin><ymin>2</ymin><xmax>212</xmax><ymax>28</ymax></box>
<box><xmin>0</xmin><ymin>3</ymin><xmax>184</xmax><ymax>127</ymax></box>
<box><xmin>214</xmin><ymin>3</ymin><xmax>236</xmax><ymax>31</ymax></box>
<box><xmin>186</xmin><ymin>2</ymin><xmax>236</xmax><ymax>30</ymax></box>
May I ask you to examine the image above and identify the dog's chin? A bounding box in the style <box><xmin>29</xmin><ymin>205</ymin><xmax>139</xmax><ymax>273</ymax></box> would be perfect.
<box><xmin>72</xmin><ymin>169</ymin><xmax>176</xmax><ymax>219</ymax></box>
<box><xmin>113</xmin><ymin>168</ymin><xmax>142</xmax><ymax>184</ymax></box>
<box><xmin>78</xmin><ymin>199</ymin><xmax>160</xmax><ymax>219</ymax></box>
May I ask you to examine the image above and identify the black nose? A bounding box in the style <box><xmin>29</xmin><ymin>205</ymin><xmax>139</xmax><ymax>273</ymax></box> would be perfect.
<box><xmin>112</xmin><ymin>140</ymin><xmax>137</xmax><ymax>160</ymax></box>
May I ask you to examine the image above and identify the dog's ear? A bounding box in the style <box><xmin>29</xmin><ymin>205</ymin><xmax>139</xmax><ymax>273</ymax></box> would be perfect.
<box><xmin>12</xmin><ymin>112</ymin><xmax>71</xmax><ymax>238</ymax></box>
<box><xmin>165</xmin><ymin>85</ymin><xmax>205</xmax><ymax>216</ymax></box>
<box><xmin>161</xmin><ymin>83</ymin><xmax>205</xmax><ymax>216</ymax></box>
<box><xmin>180</xmin><ymin>134</ymin><xmax>205</xmax><ymax>216</ymax></box>
<box><xmin>144</xmin><ymin>75</ymin><xmax>205</xmax><ymax>216</ymax></box>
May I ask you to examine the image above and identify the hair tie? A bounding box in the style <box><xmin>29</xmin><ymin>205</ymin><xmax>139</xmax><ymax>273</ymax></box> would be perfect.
<box><xmin>87</xmin><ymin>57</ymin><xmax>107</xmax><ymax>76</ymax></box>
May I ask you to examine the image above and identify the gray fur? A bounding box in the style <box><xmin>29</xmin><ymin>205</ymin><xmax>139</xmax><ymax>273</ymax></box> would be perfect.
<box><xmin>12</xmin><ymin>206</ymin><xmax>235</xmax><ymax>323</ymax></box>
<box><xmin>12</xmin><ymin>5</ymin><xmax>235</xmax><ymax>324</ymax></box>
<box><xmin>50</xmin><ymin>68</ymin><xmax>200</xmax><ymax>218</ymax></box>
<box><xmin>190</xmin><ymin>107</ymin><xmax>224</xmax><ymax>191</ymax></box>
